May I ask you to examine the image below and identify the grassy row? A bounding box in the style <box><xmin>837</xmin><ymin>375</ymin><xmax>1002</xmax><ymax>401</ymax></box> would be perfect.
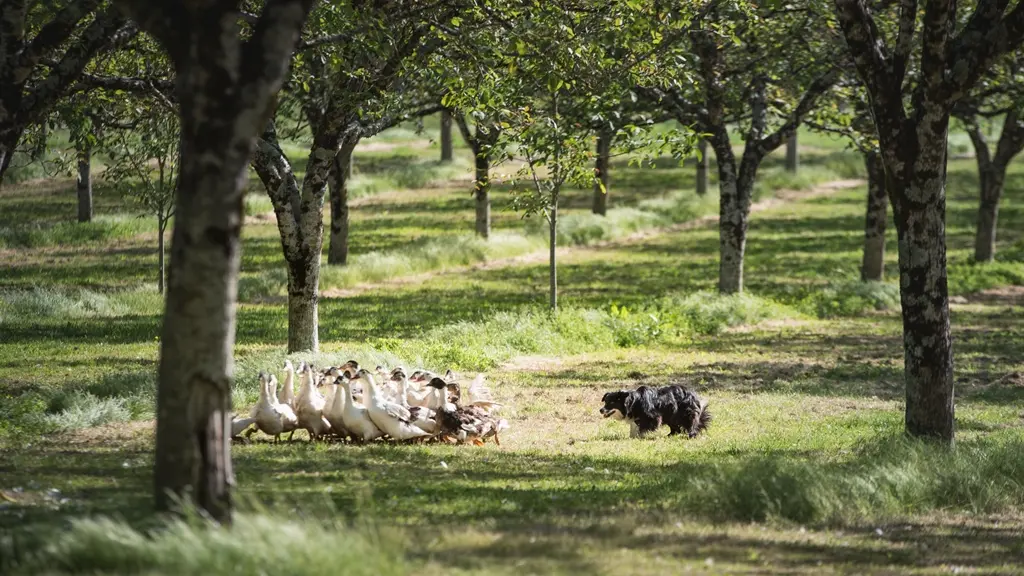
<box><xmin>5</xmin><ymin>432</ymin><xmax>1024</xmax><ymax>575</ymax></box>
<box><xmin>241</xmin><ymin>163</ymin><xmax>848</xmax><ymax>299</ymax></box>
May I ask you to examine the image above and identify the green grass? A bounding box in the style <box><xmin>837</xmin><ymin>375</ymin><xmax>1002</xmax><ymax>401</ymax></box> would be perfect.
<box><xmin>7</xmin><ymin>511</ymin><xmax>404</xmax><ymax>576</ymax></box>
<box><xmin>3</xmin><ymin>125</ymin><xmax>1024</xmax><ymax>575</ymax></box>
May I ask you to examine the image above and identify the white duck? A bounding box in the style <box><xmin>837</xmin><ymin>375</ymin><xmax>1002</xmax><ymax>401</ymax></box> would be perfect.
<box><xmin>335</xmin><ymin>374</ymin><xmax>384</xmax><ymax>442</ymax></box>
<box><xmin>294</xmin><ymin>363</ymin><xmax>331</xmax><ymax>441</ymax></box>
<box><xmin>322</xmin><ymin>378</ymin><xmax>350</xmax><ymax>440</ymax></box>
<box><xmin>252</xmin><ymin>372</ymin><xmax>299</xmax><ymax>442</ymax></box>
<box><xmin>407</xmin><ymin>375</ymin><xmax>447</xmax><ymax>410</ymax></box>
<box><xmin>356</xmin><ymin>369</ymin><xmax>434</xmax><ymax>441</ymax></box>
<box><xmin>278</xmin><ymin>360</ymin><xmax>296</xmax><ymax>407</ymax></box>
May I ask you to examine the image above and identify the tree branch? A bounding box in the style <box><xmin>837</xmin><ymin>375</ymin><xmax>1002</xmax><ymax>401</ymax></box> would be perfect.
<box><xmin>19</xmin><ymin>7</ymin><xmax>130</xmax><ymax>128</ymax></box>
<box><xmin>834</xmin><ymin>0</ymin><xmax>902</xmax><ymax>121</ymax></box>
<box><xmin>759</xmin><ymin>68</ymin><xmax>839</xmax><ymax>153</ymax></box>
<box><xmin>16</xmin><ymin>0</ymin><xmax>103</xmax><ymax>82</ymax></box>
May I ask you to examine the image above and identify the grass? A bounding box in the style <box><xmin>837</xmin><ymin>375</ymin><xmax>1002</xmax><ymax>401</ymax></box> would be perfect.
<box><xmin>3</xmin><ymin>123</ymin><xmax>1024</xmax><ymax>574</ymax></box>
<box><xmin>7</xmin><ymin>511</ymin><xmax>404</xmax><ymax>576</ymax></box>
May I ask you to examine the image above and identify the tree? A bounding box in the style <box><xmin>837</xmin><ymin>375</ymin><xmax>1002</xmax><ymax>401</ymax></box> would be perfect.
<box><xmin>111</xmin><ymin>0</ymin><xmax>314</xmax><ymax>522</ymax></box>
<box><xmin>102</xmin><ymin>105</ymin><xmax>178</xmax><ymax>293</ymax></box>
<box><xmin>952</xmin><ymin>55</ymin><xmax>1024</xmax><ymax>263</ymax></box>
<box><xmin>250</xmin><ymin>1</ymin><xmax>454</xmax><ymax>352</ymax></box>
<box><xmin>641</xmin><ymin>2</ymin><xmax>840</xmax><ymax>293</ymax></box>
<box><xmin>834</xmin><ymin>0</ymin><xmax>1024</xmax><ymax>443</ymax></box>
<box><xmin>453</xmin><ymin>111</ymin><xmax>501</xmax><ymax>237</ymax></box>
<box><xmin>0</xmin><ymin>1</ymin><xmax>131</xmax><ymax>184</ymax></box>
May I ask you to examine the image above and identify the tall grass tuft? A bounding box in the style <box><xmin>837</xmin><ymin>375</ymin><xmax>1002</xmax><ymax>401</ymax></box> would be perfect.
<box><xmin>0</xmin><ymin>287</ymin><xmax>161</xmax><ymax>321</ymax></box>
<box><xmin>11</xmin><ymin>513</ymin><xmax>404</xmax><ymax>576</ymax></box>
<box><xmin>525</xmin><ymin>208</ymin><xmax>669</xmax><ymax>246</ymax></box>
<box><xmin>688</xmin><ymin>434</ymin><xmax>1024</xmax><ymax>523</ymax></box>
<box><xmin>319</xmin><ymin>232</ymin><xmax>542</xmax><ymax>291</ymax></box>
<box><xmin>800</xmin><ymin>280</ymin><xmax>902</xmax><ymax>318</ymax></box>
<box><xmin>0</xmin><ymin>215</ymin><xmax>148</xmax><ymax>249</ymax></box>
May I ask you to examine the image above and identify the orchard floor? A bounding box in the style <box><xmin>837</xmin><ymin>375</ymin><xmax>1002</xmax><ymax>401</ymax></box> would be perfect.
<box><xmin>2</xmin><ymin>128</ymin><xmax>1024</xmax><ymax>574</ymax></box>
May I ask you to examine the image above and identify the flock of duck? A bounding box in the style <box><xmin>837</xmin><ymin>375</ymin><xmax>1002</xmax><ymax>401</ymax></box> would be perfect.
<box><xmin>230</xmin><ymin>360</ymin><xmax>509</xmax><ymax>446</ymax></box>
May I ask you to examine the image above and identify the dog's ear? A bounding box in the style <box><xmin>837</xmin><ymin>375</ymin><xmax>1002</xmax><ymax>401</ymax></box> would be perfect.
<box><xmin>601</xmin><ymin>392</ymin><xmax>610</xmax><ymax>402</ymax></box>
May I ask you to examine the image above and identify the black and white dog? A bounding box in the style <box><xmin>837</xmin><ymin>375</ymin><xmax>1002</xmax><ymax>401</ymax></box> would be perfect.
<box><xmin>600</xmin><ymin>384</ymin><xmax>711</xmax><ymax>439</ymax></box>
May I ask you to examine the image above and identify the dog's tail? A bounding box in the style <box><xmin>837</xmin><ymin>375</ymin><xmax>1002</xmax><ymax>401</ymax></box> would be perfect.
<box><xmin>694</xmin><ymin>398</ymin><xmax>712</xmax><ymax>435</ymax></box>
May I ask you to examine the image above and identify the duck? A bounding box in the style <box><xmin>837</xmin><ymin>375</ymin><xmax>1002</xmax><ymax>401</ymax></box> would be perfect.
<box><xmin>278</xmin><ymin>360</ymin><xmax>296</xmax><ymax>407</ymax></box>
<box><xmin>323</xmin><ymin>378</ymin><xmax>351</xmax><ymax>440</ymax></box>
<box><xmin>252</xmin><ymin>372</ymin><xmax>299</xmax><ymax>442</ymax></box>
<box><xmin>230</xmin><ymin>415</ymin><xmax>256</xmax><ymax>438</ymax></box>
<box><xmin>437</xmin><ymin>404</ymin><xmax>509</xmax><ymax>446</ymax></box>
<box><xmin>448</xmin><ymin>376</ymin><xmax>503</xmax><ymax>415</ymax></box>
<box><xmin>355</xmin><ymin>368</ymin><xmax>434</xmax><ymax>441</ymax></box>
<box><xmin>335</xmin><ymin>374</ymin><xmax>385</xmax><ymax>442</ymax></box>
<box><xmin>339</xmin><ymin>360</ymin><xmax>364</xmax><ymax>403</ymax></box>
<box><xmin>294</xmin><ymin>362</ymin><xmax>331</xmax><ymax>441</ymax></box>
<box><xmin>408</xmin><ymin>376</ymin><xmax>448</xmax><ymax>410</ymax></box>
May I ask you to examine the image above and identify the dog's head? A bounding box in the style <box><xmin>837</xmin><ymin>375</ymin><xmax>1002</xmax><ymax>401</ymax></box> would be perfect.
<box><xmin>600</xmin><ymin>390</ymin><xmax>630</xmax><ymax>420</ymax></box>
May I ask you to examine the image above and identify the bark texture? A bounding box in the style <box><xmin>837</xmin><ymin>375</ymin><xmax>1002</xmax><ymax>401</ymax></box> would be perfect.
<box><xmin>696</xmin><ymin>139</ymin><xmax>709</xmax><ymax>197</ymax></box>
<box><xmin>785</xmin><ymin>133</ymin><xmax>798</xmax><ymax>172</ymax></box>
<box><xmin>474</xmin><ymin>152</ymin><xmax>491</xmax><ymax>238</ymax></box>
<box><xmin>76</xmin><ymin>143</ymin><xmax>92</xmax><ymax>222</ymax></box>
<box><xmin>440</xmin><ymin>109</ymin><xmax>453</xmax><ymax>162</ymax></box>
<box><xmin>593</xmin><ymin>129</ymin><xmax>611</xmax><ymax>215</ymax></box>
<box><xmin>328</xmin><ymin>137</ymin><xmax>357</xmax><ymax>265</ymax></box>
<box><xmin>861</xmin><ymin>150</ymin><xmax>887</xmax><ymax>281</ymax></box>
<box><xmin>114</xmin><ymin>0</ymin><xmax>313</xmax><ymax>522</ymax></box>
<box><xmin>454</xmin><ymin>113</ymin><xmax>500</xmax><ymax>239</ymax></box>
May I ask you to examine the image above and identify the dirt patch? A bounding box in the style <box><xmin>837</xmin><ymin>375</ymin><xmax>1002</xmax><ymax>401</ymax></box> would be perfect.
<box><xmin>51</xmin><ymin>419</ymin><xmax>155</xmax><ymax>449</ymax></box>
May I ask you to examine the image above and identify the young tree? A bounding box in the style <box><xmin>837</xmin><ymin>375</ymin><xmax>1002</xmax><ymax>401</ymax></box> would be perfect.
<box><xmin>111</xmin><ymin>0</ymin><xmax>314</xmax><ymax>522</ymax></box>
<box><xmin>0</xmin><ymin>1</ymin><xmax>130</xmax><ymax>183</ymax></box>
<box><xmin>641</xmin><ymin>2</ymin><xmax>840</xmax><ymax>293</ymax></box>
<box><xmin>834</xmin><ymin>0</ymin><xmax>1024</xmax><ymax>443</ymax></box>
<box><xmin>102</xmin><ymin>107</ymin><xmax>178</xmax><ymax>293</ymax></box>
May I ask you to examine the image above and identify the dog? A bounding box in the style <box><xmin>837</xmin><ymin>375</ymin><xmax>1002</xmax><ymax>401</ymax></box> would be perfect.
<box><xmin>600</xmin><ymin>384</ymin><xmax>711</xmax><ymax>438</ymax></box>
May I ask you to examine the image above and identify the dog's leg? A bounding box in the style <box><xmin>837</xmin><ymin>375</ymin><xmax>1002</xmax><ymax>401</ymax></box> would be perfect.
<box><xmin>629</xmin><ymin>421</ymin><xmax>640</xmax><ymax>439</ymax></box>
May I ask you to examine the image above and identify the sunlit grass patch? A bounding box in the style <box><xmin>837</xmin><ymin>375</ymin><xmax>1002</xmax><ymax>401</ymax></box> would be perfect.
<box><xmin>319</xmin><ymin>232</ymin><xmax>542</xmax><ymax>291</ymax></box>
<box><xmin>0</xmin><ymin>214</ymin><xmax>149</xmax><ymax>249</ymax></box>
<box><xmin>0</xmin><ymin>286</ymin><xmax>162</xmax><ymax>321</ymax></box>
<box><xmin>799</xmin><ymin>280</ymin><xmax>902</xmax><ymax>318</ymax></box>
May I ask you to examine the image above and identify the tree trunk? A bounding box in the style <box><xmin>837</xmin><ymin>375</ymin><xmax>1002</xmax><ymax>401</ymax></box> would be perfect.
<box><xmin>974</xmin><ymin>171</ymin><xmax>1003</xmax><ymax>263</ymax></box>
<box><xmin>696</xmin><ymin>139</ymin><xmax>709</xmax><ymax>196</ymax></box>
<box><xmin>440</xmin><ymin>109</ymin><xmax>453</xmax><ymax>163</ymax></box>
<box><xmin>474</xmin><ymin>150</ymin><xmax>491</xmax><ymax>238</ymax></box>
<box><xmin>76</xmin><ymin>143</ymin><xmax>93</xmax><ymax>222</ymax></box>
<box><xmin>328</xmin><ymin>138</ymin><xmax>357</xmax><ymax>265</ymax></box>
<box><xmin>593</xmin><ymin>130</ymin><xmax>611</xmax><ymax>215</ymax></box>
<box><xmin>549</xmin><ymin>201</ymin><xmax>558</xmax><ymax>311</ymax></box>
<box><xmin>885</xmin><ymin>138</ymin><xmax>955</xmax><ymax>444</ymax></box>
<box><xmin>785</xmin><ymin>132</ymin><xmax>798</xmax><ymax>172</ymax></box>
<box><xmin>286</xmin><ymin>143</ymin><xmax>332</xmax><ymax>353</ymax></box>
<box><xmin>710</xmin><ymin>130</ymin><xmax>753</xmax><ymax>295</ymax></box>
<box><xmin>157</xmin><ymin>218</ymin><xmax>166</xmax><ymax>294</ymax></box>
<box><xmin>861</xmin><ymin>150</ymin><xmax>887</xmax><ymax>281</ymax></box>
<box><xmin>140</xmin><ymin>0</ymin><xmax>313</xmax><ymax>523</ymax></box>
